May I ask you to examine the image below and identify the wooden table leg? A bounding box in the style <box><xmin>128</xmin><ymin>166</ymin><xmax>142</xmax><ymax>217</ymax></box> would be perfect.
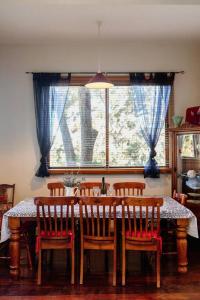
<box><xmin>8</xmin><ymin>216</ymin><xmax>20</xmax><ymax>279</ymax></box>
<box><xmin>176</xmin><ymin>218</ymin><xmax>189</xmax><ymax>273</ymax></box>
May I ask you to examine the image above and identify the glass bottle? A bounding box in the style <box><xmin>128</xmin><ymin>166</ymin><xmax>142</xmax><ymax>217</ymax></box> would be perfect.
<box><xmin>100</xmin><ymin>176</ymin><xmax>107</xmax><ymax>195</ymax></box>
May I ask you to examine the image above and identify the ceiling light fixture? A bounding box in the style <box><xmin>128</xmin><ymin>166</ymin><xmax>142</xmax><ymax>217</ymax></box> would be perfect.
<box><xmin>85</xmin><ymin>21</ymin><xmax>114</xmax><ymax>89</ymax></box>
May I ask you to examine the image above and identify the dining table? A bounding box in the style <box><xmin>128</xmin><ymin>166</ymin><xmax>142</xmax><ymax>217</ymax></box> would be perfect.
<box><xmin>0</xmin><ymin>195</ymin><xmax>198</xmax><ymax>280</ymax></box>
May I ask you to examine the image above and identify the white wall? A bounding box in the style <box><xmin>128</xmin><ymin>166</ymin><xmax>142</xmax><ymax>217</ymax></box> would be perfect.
<box><xmin>0</xmin><ymin>41</ymin><xmax>199</xmax><ymax>202</ymax></box>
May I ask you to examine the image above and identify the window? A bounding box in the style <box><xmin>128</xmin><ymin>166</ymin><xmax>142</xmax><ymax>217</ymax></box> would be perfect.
<box><xmin>49</xmin><ymin>77</ymin><xmax>170</xmax><ymax>172</ymax></box>
<box><xmin>50</xmin><ymin>87</ymin><xmax>106</xmax><ymax>168</ymax></box>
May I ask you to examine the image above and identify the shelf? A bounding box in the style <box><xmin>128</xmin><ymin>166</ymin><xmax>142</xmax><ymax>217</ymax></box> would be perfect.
<box><xmin>169</xmin><ymin>126</ymin><xmax>200</xmax><ymax>133</ymax></box>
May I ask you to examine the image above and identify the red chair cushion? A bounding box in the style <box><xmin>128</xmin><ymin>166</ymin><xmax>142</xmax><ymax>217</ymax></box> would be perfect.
<box><xmin>0</xmin><ymin>195</ymin><xmax>7</xmax><ymax>203</ymax></box>
<box><xmin>125</xmin><ymin>230</ymin><xmax>158</xmax><ymax>238</ymax></box>
<box><xmin>125</xmin><ymin>230</ymin><xmax>162</xmax><ymax>252</ymax></box>
<box><xmin>39</xmin><ymin>230</ymin><xmax>73</xmax><ymax>238</ymax></box>
<box><xmin>36</xmin><ymin>230</ymin><xmax>74</xmax><ymax>253</ymax></box>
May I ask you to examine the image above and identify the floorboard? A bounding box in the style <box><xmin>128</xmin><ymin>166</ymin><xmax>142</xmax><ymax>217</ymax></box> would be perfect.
<box><xmin>0</xmin><ymin>237</ymin><xmax>200</xmax><ymax>300</ymax></box>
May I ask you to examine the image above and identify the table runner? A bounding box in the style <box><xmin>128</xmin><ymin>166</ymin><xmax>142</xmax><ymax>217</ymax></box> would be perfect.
<box><xmin>0</xmin><ymin>196</ymin><xmax>198</xmax><ymax>243</ymax></box>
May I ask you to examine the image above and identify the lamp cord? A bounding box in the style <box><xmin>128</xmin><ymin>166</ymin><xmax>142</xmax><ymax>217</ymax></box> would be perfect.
<box><xmin>97</xmin><ymin>21</ymin><xmax>102</xmax><ymax>73</ymax></box>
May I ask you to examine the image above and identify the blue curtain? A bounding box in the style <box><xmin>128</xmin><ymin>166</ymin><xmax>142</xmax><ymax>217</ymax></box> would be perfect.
<box><xmin>130</xmin><ymin>73</ymin><xmax>174</xmax><ymax>178</ymax></box>
<box><xmin>33</xmin><ymin>73</ymin><xmax>71</xmax><ymax>177</ymax></box>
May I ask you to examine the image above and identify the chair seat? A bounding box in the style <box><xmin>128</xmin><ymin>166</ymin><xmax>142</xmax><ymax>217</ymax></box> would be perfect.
<box><xmin>83</xmin><ymin>235</ymin><xmax>115</xmax><ymax>250</ymax></box>
<box><xmin>0</xmin><ymin>195</ymin><xmax>7</xmax><ymax>203</ymax></box>
<box><xmin>84</xmin><ymin>235</ymin><xmax>114</xmax><ymax>241</ymax></box>
<box><xmin>124</xmin><ymin>230</ymin><xmax>162</xmax><ymax>251</ymax></box>
<box><xmin>36</xmin><ymin>230</ymin><xmax>73</xmax><ymax>252</ymax></box>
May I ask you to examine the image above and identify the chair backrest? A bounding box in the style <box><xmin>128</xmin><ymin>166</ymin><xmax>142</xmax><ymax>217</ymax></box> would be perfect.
<box><xmin>76</xmin><ymin>182</ymin><xmax>110</xmax><ymax>196</ymax></box>
<box><xmin>113</xmin><ymin>182</ymin><xmax>145</xmax><ymax>196</ymax></box>
<box><xmin>47</xmin><ymin>182</ymin><xmax>65</xmax><ymax>196</ymax></box>
<box><xmin>0</xmin><ymin>210</ymin><xmax>5</xmax><ymax>230</ymax></box>
<box><xmin>79</xmin><ymin>196</ymin><xmax>120</xmax><ymax>239</ymax></box>
<box><xmin>0</xmin><ymin>184</ymin><xmax>15</xmax><ymax>208</ymax></box>
<box><xmin>173</xmin><ymin>190</ymin><xmax>187</xmax><ymax>206</ymax></box>
<box><xmin>122</xmin><ymin>197</ymin><xmax>163</xmax><ymax>239</ymax></box>
<box><xmin>34</xmin><ymin>196</ymin><xmax>76</xmax><ymax>238</ymax></box>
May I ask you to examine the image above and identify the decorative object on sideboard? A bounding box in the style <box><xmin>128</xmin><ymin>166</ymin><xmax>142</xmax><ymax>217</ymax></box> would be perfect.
<box><xmin>187</xmin><ymin>170</ymin><xmax>197</xmax><ymax>179</ymax></box>
<box><xmin>186</xmin><ymin>170</ymin><xmax>200</xmax><ymax>190</ymax></box>
<box><xmin>185</xmin><ymin>106</ymin><xmax>200</xmax><ymax>125</ymax></box>
<box><xmin>172</xmin><ymin>115</ymin><xmax>183</xmax><ymax>127</ymax></box>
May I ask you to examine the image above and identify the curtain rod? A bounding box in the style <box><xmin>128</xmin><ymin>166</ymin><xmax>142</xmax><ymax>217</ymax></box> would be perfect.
<box><xmin>25</xmin><ymin>71</ymin><xmax>184</xmax><ymax>74</ymax></box>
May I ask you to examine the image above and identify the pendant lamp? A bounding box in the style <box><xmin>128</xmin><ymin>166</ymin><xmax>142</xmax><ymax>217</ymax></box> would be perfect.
<box><xmin>85</xmin><ymin>21</ymin><xmax>114</xmax><ymax>89</ymax></box>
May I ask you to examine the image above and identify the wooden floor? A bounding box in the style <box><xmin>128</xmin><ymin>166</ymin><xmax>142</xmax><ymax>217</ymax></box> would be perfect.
<box><xmin>0</xmin><ymin>237</ymin><xmax>200</xmax><ymax>300</ymax></box>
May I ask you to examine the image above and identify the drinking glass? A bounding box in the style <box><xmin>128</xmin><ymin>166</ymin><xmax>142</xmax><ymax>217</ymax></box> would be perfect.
<box><xmin>93</xmin><ymin>187</ymin><xmax>100</xmax><ymax>196</ymax></box>
<box><xmin>107</xmin><ymin>187</ymin><xmax>113</xmax><ymax>196</ymax></box>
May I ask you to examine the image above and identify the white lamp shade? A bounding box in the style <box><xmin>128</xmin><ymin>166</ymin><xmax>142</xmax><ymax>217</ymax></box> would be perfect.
<box><xmin>85</xmin><ymin>72</ymin><xmax>114</xmax><ymax>89</ymax></box>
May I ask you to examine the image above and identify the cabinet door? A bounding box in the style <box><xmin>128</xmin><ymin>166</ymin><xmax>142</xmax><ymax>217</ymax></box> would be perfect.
<box><xmin>176</xmin><ymin>133</ymin><xmax>200</xmax><ymax>200</ymax></box>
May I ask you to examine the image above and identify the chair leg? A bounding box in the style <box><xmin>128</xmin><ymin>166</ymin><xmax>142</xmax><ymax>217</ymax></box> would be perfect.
<box><xmin>37</xmin><ymin>250</ymin><xmax>42</xmax><ymax>285</ymax></box>
<box><xmin>156</xmin><ymin>251</ymin><xmax>160</xmax><ymax>288</ymax></box>
<box><xmin>113</xmin><ymin>249</ymin><xmax>117</xmax><ymax>286</ymax></box>
<box><xmin>49</xmin><ymin>249</ymin><xmax>54</xmax><ymax>267</ymax></box>
<box><xmin>122</xmin><ymin>246</ymin><xmax>126</xmax><ymax>286</ymax></box>
<box><xmin>71</xmin><ymin>246</ymin><xmax>75</xmax><ymax>285</ymax></box>
<box><xmin>105</xmin><ymin>251</ymin><xmax>109</xmax><ymax>273</ymax></box>
<box><xmin>86</xmin><ymin>251</ymin><xmax>90</xmax><ymax>274</ymax></box>
<box><xmin>20</xmin><ymin>231</ymin><xmax>33</xmax><ymax>270</ymax></box>
<box><xmin>24</xmin><ymin>234</ymin><xmax>33</xmax><ymax>270</ymax></box>
<box><xmin>26</xmin><ymin>245</ymin><xmax>33</xmax><ymax>270</ymax></box>
<box><xmin>80</xmin><ymin>247</ymin><xmax>84</xmax><ymax>284</ymax></box>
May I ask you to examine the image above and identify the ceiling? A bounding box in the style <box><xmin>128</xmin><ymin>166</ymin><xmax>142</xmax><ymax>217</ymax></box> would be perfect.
<box><xmin>1</xmin><ymin>0</ymin><xmax>200</xmax><ymax>45</ymax></box>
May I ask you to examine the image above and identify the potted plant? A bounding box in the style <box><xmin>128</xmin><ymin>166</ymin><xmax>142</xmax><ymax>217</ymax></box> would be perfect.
<box><xmin>63</xmin><ymin>172</ymin><xmax>85</xmax><ymax>195</ymax></box>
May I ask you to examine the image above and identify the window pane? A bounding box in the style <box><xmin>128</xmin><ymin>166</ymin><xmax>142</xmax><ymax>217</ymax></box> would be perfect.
<box><xmin>49</xmin><ymin>84</ymin><xmax>167</xmax><ymax>169</ymax></box>
<box><xmin>109</xmin><ymin>86</ymin><xmax>166</xmax><ymax>167</ymax></box>
<box><xmin>50</xmin><ymin>87</ymin><xmax>106</xmax><ymax>167</ymax></box>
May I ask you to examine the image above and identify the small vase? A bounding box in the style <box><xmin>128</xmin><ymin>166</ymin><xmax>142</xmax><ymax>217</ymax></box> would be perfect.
<box><xmin>172</xmin><ymin>115</ymin><xmax>183</xmax><ymax>127</ymax></box>
<box><xmin>65</xmin><ymin>187</ymin><xmax>74</xmax><ymax>196</ymax></box>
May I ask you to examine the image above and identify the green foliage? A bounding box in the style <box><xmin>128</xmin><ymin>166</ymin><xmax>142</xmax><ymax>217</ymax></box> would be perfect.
<box><xmin>50</xmin><ymin>86</ymin><xmax>166</xmax><ymax>168</ymax></box>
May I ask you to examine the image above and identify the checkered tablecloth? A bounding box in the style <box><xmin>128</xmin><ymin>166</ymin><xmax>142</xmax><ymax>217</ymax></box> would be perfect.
<box><xmin>0</xmin><ymin>196</ymin><xmax>198</xmax><ymax>243</ymax></box>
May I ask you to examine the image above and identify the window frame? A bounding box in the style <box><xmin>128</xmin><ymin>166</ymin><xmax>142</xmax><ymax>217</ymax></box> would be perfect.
<box><xmin>49</xmin><ymin>75</ymin><xmax>172</xmax><ymax>175</ymax></box>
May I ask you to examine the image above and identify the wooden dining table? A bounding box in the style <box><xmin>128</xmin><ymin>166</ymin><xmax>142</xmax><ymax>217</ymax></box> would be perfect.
<box><xmin>0</xmin><ymin>196</ymin><xmax>198</xmax><ymax>280</ymax></box>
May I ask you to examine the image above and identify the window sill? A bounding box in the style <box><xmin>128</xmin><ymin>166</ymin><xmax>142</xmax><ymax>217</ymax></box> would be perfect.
<box><xmin>49</xmin><ymin>167</ymin><xmax>172</xmax><ymax>175</ymax></box>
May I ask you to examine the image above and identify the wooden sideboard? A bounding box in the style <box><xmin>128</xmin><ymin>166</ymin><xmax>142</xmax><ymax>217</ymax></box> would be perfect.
<box><xmin>169</xmin><ymin>126</ymin><xmax>200</xmax><ymax>231</ymax></box>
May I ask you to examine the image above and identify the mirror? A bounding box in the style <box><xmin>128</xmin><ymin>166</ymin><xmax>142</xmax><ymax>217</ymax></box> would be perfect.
<box><xmin>181</xmin><ymin>134</ymin><xmax>200</xmax><ymax>159</ymax></box>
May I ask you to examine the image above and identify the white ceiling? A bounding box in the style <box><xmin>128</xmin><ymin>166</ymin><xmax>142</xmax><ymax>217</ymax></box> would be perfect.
<box><xmin>1</xmin><ymin>0</ymin><xmax>200</xmax><ymax>45</ymax></box>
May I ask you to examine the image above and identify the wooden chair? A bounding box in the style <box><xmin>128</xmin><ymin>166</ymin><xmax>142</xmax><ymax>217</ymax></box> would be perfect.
<box><xmin>75</xmin><ymin>182</ymin><xmax>110</xmax><ymax>196</ymax></box>
<box><xmin>34</xmin><ymin>196</ymin><xmax>76</xmax><ymax>285</ymax></box>
<box><xmin>47</xmin><ymin>182</ymin><xmax>67</xmax><ymax>267</ymax></box>
<box><xmin>121</xmin><ymin>196</ymin><xmax>163</xmax><ymax>288</ymax></box>
<box><xmin>173</xmin><ymin>190</ymin><xmax>187</xmax><ymax>206</ymax></box>
<box><xmin>0</xmin><ymin>184</ymin><xmax>15</xmax><ymax>210</ymax></box>
<box><xmin>0</xmin><ymin>184</ymin><xmax>32</xmax><ymax>269</ymax></box>
<box><xmin>0</xmin><ymin>184</ymin><xmax>15</xmax><ymax>260</ymax></box>
<box><xmin>113</xmin><ymin>183</ymin><xmax>145</xmax><ymax>274</ymax></box>
<box><xmin>0</xmin><ymin>208</ymin><xmax>10</xmax><ymax>261</ymax></box>
<box><xmin>76</xmin><ymin>182</ymin><xmax>111</xmax><ymax>275</ymax></box>
<box><xmin>113</xmin><ymin>182</ymin><xmax>145</xmax><ymax>196</ymax></box>
<box><xmin>79</xmin><ymin>196</ymin><xmax>120</xmax><ymax>286</ymax></box>
<box><xmin>47</xmin><ymin>182</ymin><xmax>65</xmax><ymax>196</ymax></box>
